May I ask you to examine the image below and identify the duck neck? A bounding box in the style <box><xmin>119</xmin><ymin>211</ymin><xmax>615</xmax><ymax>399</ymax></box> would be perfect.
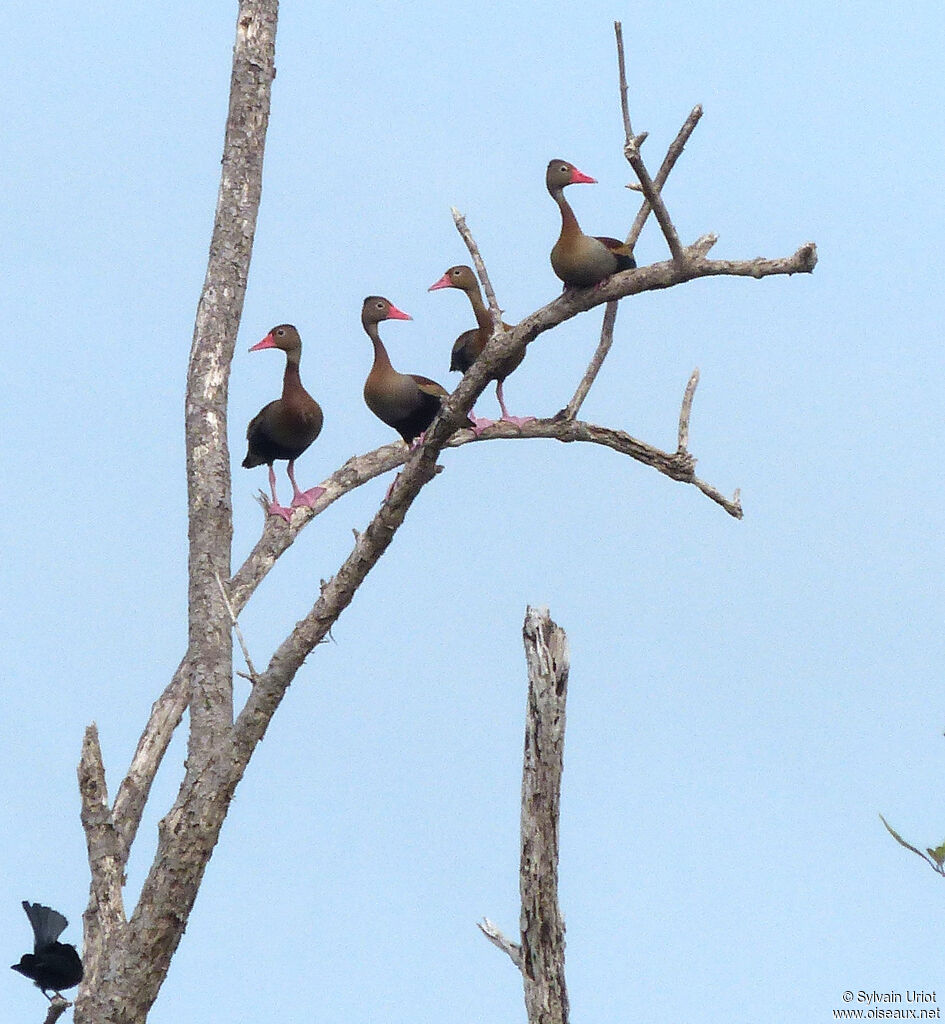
<box><xmin>552</xmin><ymin>187</ymin><xmax>582</xmax><ymax>239</ymax></box>
<box><xmin>281</xmin><ymin>348</ymin><xmax>303</xmax><ymax>398</ymax></box>
<box><xmin>466</xmin><ymin>283</ymin><xmax>493</xmax><ymax>333</ymax></box>
<box><xmin>364</xmin><ymin>320</ymin><xmax>394</xmax><ymax>373</ymax></box>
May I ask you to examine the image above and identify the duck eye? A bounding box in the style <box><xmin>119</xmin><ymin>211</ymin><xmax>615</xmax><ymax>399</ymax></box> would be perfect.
<box><xmin>277</xmin><ymin>328</ymin><xmax>285</xmax><ymax>336</ymax></box>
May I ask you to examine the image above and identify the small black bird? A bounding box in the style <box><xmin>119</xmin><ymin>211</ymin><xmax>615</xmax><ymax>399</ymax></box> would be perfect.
<box><xmin>11</xmin><ymin>901</ymin><xmax>83</xmax><ymax>1000</ymax></box>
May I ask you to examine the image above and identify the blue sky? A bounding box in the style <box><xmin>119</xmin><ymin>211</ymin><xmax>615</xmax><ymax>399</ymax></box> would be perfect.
<box><xmin>2</xmin><ymin>2</ymin><xmax>944</xmax><ymax>1021</ymax></box>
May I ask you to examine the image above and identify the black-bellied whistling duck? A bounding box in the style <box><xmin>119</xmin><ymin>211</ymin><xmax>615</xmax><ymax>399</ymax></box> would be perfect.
<box><xmin>429</xmin><ymin>265</ymin><xmax>531</xmax><ymax>430</ymax></box>
<box><xmin>547</xmin><ymin>158</ymin><xmax>636</xmax><ymax>288</ymax></box>
<box><xmin>242</xmin><ymin>324</ymin><xmax>325</xmax><ymax>522</ymax></box>
<box><xmin>362</xmin><ymin>296</ymin><xmax>449</xmax><ymax>445</ymax></box>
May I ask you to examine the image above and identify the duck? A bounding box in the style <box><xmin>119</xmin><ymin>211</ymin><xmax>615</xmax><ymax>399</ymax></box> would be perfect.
<box><xmin>429</xmin><ymin>265</ymin><xmax>531</xmax><ymax>430</ymax></box>
<box><xmin>547</xmin><ymin>158</ymin><xmax>636</xmax><ymax>288</ymax></box>
<box><xmin>242</xmin><ymin>324</ymin><xmax>325</xmax><ymax>522</ymax></box>
<box><xmin>361</xmin><ymin>296</ymin><xmax>449</xmax><ymax>445</ymax></box>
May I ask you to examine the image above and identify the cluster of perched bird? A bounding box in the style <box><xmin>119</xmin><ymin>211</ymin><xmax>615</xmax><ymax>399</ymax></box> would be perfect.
<box><xmin>242</xmin><ymin>159</ymin><xmax>636</xmax><ymax>521</ymax></box>
<box><xmin>9</xmin><ymin>163</ymin><xmax>635</xmax><ymax>1002</ymax></box>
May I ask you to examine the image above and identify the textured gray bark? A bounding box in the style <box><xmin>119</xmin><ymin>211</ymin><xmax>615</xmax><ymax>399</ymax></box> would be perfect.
<box><xmin>74</xmin><ymin>3</ymin><xmax>278</xmax><ymax>1021</ymax></box>
<box><xmin>520</xmin><ymin>608</ymin><xmax>571</xmax><ymax>1024</ymax></box>
<box><xmin>64</xmin><ymin>7</ymin><xmax>817</xmax><ymax>1023</ymax></box>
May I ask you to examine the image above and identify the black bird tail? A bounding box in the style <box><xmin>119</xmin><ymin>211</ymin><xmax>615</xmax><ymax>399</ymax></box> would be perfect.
<box><xmin>22</xmin><ymin>902</ymin><xmax>68</xmax><ymax>949</ymax></box>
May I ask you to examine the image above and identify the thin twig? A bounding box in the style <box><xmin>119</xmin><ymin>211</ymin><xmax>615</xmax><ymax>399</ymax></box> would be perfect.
<box><xmin>451</xmin><ymin>207</ymin><xmax>504</xmax><ymax>332</ymax></box>
<box><xmin>214</xmin><ymin>571</ymin><xmax>258</xmax><ymax>681</ymax></box>
<box><xmin>880</xmin><ymin>815</ymin><xmax>945</xmax><ymax>877</ymax></box>
<box><xmin>615</xmin><ymin>22</ymin><xmax>687</xmax><ymax>266</ymax></box>
<box><xmin>580</xmin><ymin>20</ymin><xmax>635</xmax><ymax>425</ymax></box>
<box><xmin>692</xmin><ymin>479</ymin><xmax>741</xmax><ymax>517</ymax></box>
<box><xmin>677</xmin><ymin>368</ymin><xmax>700</xmax><ymax>453</ymax></box>
<box><xmin>626</xmin><ymin>104</ymin><xmax>703</xmax><ymax>250</ymax></box>
<box><xmin>615</xmin><ymin>19</ymin><xmax>634</xmax><ymax>140</ymax></box>
<box><xmin>565</xmin><ymin>51</ymin><xmax>705</xmax><ymax>424</ymax></box>
<box><xmin>625</xmin><ymin>134</ymin><xmax>687</xmax><ymax>265</ymax></box>
<box><xmin>559</xmin><ymin>301</ymin><xmax>618</xmax><ymax>421</ymax></box>
<box><xmin>477</xmin><ymin>918</ymin><xmax>523</xmax><ymax>970</ymax></box>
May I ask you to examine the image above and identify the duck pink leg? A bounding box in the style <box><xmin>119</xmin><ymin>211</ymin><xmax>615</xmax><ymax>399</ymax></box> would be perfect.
<box><xmin>266</xmin><ymin>466</ymin><xmax>293</xmax><ymax>522</ymax></box>
<box><xmin>468</xmin><ymin>409</ymin><xmax>495</xmax><ymax>435</ymax></box>
<box><xmin>288</xmin><ymin>460</ymin><xmax>326</xmax><ymax>509</ymax></box>
<box><xmin>495</xmin><ymin>381</ymin><xmax>534</xmax><ymax>428</ymax></box>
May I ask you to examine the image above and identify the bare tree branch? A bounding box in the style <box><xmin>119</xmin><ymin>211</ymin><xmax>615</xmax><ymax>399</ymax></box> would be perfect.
<box><xmin>42</xmin><ymin>997</ymin><xmax>72</xmax><ymax>1024</ymax></box>
<box><xmin>677</xmin><ymin>368</ymin><xmax>700</xmax><ymax>454</ymax></box>
<box><xmin>215</xmin><ymin>571</ymin><xmax>259</xmax><ymax>682</ymax></box>
<box><xmin>77</xmin><ymin>725</ymin><xmax>126</xmax><ymax>999</ymax></box>
<box><xmin>615</xmin><ymin>18</ymin><xmax>634</xmax><ymax>141</ymax></box>
<box><xmin>563</xmin><ymin>81</ymin><xmax>704</xmax><ymax>425</ymax></box>
<box><xmin>232</xmin><ymin>434</ymin><xmax>446</xmax><ymax>764</ymax></box>
<box><xmin>626</xmin><ymin>104</ymin><xmax>703</xmax><ymax>250</ymax></box>
<box><xmin>226</xmin><ymin>407</ymin><xmax>742</xmax><ymax>637</ymax></box>
<box><xmin>560</xmin><ymin>301</ymin><xmax>618</xmax><ymax>421</ymax></box>
<box><xmin>110</xmin><ymin>667</ymin><xmax>188</xmax><ymax>858</ymax></box>
<box><xmin>880</xmin><ymin>815</ymin><xmax>945</xmax><ymax>877</ymax></box>
<box><xmin>519</xmin><ymin>607</ymin><xmax>570</xmax><ymax>1024</ymax></box>
<box><xmin>615</xmin><ymin>22</ymin><xmax>687</xmax><ymax>267</ymax></box>
<box><xmin>478</xmin><ymin>918</ymin><xmax>524</xmax><ymax>970</ymax></box>
<box><xmin>451</xmin><ymin>207</ymin><xmax>505</xmax><ymax>333</ymax></box>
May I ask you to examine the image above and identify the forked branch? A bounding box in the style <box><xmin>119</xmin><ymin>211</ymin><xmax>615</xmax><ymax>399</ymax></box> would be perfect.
<box><xmin>616</xmin><ymin>21</ymin><xmax>688</xmax><ymax>267</ymax></box>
